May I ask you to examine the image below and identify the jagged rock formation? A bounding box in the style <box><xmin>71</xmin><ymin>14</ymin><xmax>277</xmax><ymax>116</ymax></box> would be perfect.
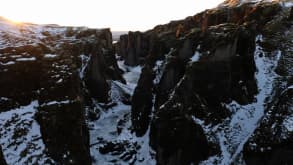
<box><xmin>0</xmin><ymin>18</ymin><xmax>124</xmax><ymax>165</ymax></box>
<box><xmin>1</xmin><ymin>0</ymin><xmax>293</xmax><ymax>165</ymax></box>
<box><xmin>116</xmin><ymin>0</ymin><xmax>293</xmax><ymax>164</ymax></box>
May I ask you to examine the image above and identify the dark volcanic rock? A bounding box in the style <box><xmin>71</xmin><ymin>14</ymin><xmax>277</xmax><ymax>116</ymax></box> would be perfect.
<box><xmin>0</xmin><ymin>22</ymin><xmax>124</xmax><ymax>164</ymax></box>
<box><xmin>243</xmin><ymin>87</ymin><xmax>293</xmax><ymax>165</ymax></box>
<box><xmin>36</xmin><ymin>100</ymin><xmax>91</xmax><ymax>165</ymax></box>
<box><xmin>290</xmin><ymin>7</ymin><xmax>293</xmax><ymax>20</ymax></box>
<box><xmin>131</xmin><ymin>66</ymin><xmax>155</xmax><ymax>137</ymax></box>
<box><xmin>243</xmin><ymin>17</ymin><xmax>293</xmax><ymax>165</ymax></box>
<box><xmin>116</xmin><ymin>1</ymin><xmax>293</xmax><ymax>164</ymax></box>
<box><xmin>0</xmin><ymin>146</ymin><xmax>7</xmax><ymax>165</ymax></box>
<box><xmin>118</xmin><ymin>31</ymin><xmax>150</xmax><ymax>66</ymax></box>
<box><xmin>84</xmin><ymin>47</ymin><xmax>110</xmax><ymax>103</ymax></box>
<box><xmin>150</xmin><ymin>75</ymin><xmax>211</xmax><ymax>165</ymax></box>
<box><xmin>149</xmin><ymin>24</ymin><xmax>258</xmax><ymax>165</ymax></box>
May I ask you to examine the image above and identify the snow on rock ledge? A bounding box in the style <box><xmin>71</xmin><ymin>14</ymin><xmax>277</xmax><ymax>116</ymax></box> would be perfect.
<box><xmin>0</xmin><ymin>101</ymin><xmax>55</xmax><ymax>164</ymax></box>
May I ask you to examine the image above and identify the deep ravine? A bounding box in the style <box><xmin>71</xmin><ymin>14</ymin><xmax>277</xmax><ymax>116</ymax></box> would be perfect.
<box><xmin>0</xmin><ymin>1</ymin><xmax>293</xmax><ymax>165</ymax></box>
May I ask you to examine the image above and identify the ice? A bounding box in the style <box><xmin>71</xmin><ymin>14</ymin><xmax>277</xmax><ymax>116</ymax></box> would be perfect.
<box><xmin>0</xmin><ymin>101</ymin><xmax>54</xmax><ymax>164</ymax></box>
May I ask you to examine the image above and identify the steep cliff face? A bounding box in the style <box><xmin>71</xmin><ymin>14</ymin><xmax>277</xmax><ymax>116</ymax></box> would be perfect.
<box><xmin>116</xmin><ymin>0</ymin><xmax>293</xmax><ymax>165</ymax></box>
<box><xmin>0</xmin><ymin>18</ymin><xmax>124</xmax><ymax>164</ymax></box>
<box><xmin>1</xmin><ymin>0</ymin><xmax>293</xmax><ymax>165</ymax></box>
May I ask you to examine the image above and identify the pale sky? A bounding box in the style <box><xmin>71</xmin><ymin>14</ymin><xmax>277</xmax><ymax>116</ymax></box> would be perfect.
<box><xmin>0</xmin><ymin>0</ymin><xmax>223</xmax><ymax>31</ymax></box>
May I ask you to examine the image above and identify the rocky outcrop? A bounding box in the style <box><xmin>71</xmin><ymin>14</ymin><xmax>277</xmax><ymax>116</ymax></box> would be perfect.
<box><xmin>1</xmin><ymin>0</ymin><xmax>293</xmax><ymax>165</ymax></box>
<box><xmin>243</xmin><ymin>87</ymin><xmax>293</xmax><ymax>165</ymax></box>
<box><xmin>0</xmin><ymin>146</ymin><xmax>7</xmax><ymax>165</ymax></box>
<box><xmin>131</xmin><ymin>66</ymin><xmax>155</xmax><ymax>136</ymax></box>
<box><xmin>115</xmin><ymin>0</ymin><xmax>293</xmax><ymax>164</ymax></box>
<box><xmin>117</xmin><ymin>32</ymin><xmax>150</xmax><ymax>66</ymax></box>
<box><xmin>0</xmin><ymin>21</ymin><xmax>123</xmax><ymax>164</ymax></box>
<box><xmin>242</xmin><ymin>13</ymin><xmax>293</xmax><ymax>165</ymax></box>
<box><xmin>150</xmin><ymin>23</ymin><xmax>258</xmax><ymax>164</ymax></box>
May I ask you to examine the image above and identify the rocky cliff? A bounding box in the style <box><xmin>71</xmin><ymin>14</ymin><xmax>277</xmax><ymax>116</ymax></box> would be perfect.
<box><xmin>0</xmin><ymin>0</ymin><xmax>293</xmax><ymax>165</ymax></box>
<box><xmin>0</xmin><ymin>18</ymin><xmax>124</xmax><ymax>164</ymax></box>
<box><xmin>117</xmin><ymin>0</ymin><xmax>293</xmax><ymax>164</ymax></box>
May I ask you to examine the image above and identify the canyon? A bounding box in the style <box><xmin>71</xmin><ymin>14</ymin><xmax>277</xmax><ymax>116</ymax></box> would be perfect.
<box><xmin>0</xmin><ymin>0</ymin><xmax>293</xmax><ymax>165</ymax></box>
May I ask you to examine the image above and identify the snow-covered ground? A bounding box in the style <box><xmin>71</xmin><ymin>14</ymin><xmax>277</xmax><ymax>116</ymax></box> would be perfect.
<box><xmin>0</xmin><ymin>101</ymin><xmax>55</xmax><ymax>164</ymax></box>
<box><xmin>199</xmin><ymin>35</ymin><xmax>282</xmax><ymax>165</ymax></box>
<box><xmin>89</xmin><ymin>62</ymin><xmax>156</xmax><ymax>164</ymax></box>
<box><xmin>220</xmin><ymin>0</ymin><xmax>293</xmax><ymax>7</ymax></box>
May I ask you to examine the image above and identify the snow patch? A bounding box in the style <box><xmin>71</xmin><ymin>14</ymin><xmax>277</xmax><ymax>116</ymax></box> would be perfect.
<box><xmin>90</xmin><ymin>59</ymin><xmax>155</xmax><ymax>164</ymax></box>
<box><xmin>0</xmin><ymin>61</ymin><xmax>15</xmax><ymax>65</ymax></box>
<box><xmin>190</xmin><ymin>51</ymin><xmax>201</xmax><ymax>62</ymax></box>
<box><xmin>200</xmin><ymin>35</ymin><xmax>281</xmax><ymax>165</ymax></box>
<box><xmin>15</xmin><ymin>57</ymin><xmax>36</xmax><ymax>61</ymax></box>
<box><xmin>0</xmin><ymin>101</ymin><xmax>54</xmax><ymax>164</ymax></box>
<box><xmin>44</xmin><ymin>54</ymin><xmax>57</xmax><ymax>58</ymax></box>
<box><xmin>42</xmin><ymin>100</ymin><xmax>70</xmax><ymax>106</ymax></box>
<box><xmin>79</xmin><ymin>54</ymin><xmax>90</xmax><ymax>79</ymax></box>
<box><xmin>283</xmin><ymin>116</ymin><xmax>293</xmax><ymax>132</ymax></box>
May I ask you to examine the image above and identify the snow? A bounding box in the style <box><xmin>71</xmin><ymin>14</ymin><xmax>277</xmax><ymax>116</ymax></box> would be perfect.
<box><xmin>0</xmin><ymin>101</ymin><xmax>54</xmax><ymax>164</ymax></box>
<box><xmin>220</xmin><ymin>0</ymin><xmax>293</xmax><ymax>8</ymax></box>
<box><xmin>42</xmin><ymin>100</ymin><xmax>70</xmax><ymax>106</ymax></box>
<box><xmin>200</xmin><ymin>35</ymin><xmax>281</xmax><ymax>165</ymax></box>
<box><xmin>0</xmin><ymin>61</ymin><xmax>15</xmax><ymax>65</ymax></box>
<box><xmin>15</xmin><ymin>57</ymin><xmax>36</xmax><ymax>61</ymax></box>
<box><xmin>190</xmin><ymin>51</ymin><xmax>201</xmax><ymax>62</ymax></box>
<box><xmin>283</xmin><ymin>116</ymin><xmax>293</xmax><ymax>132</ymax></box>
<box><xmin>190</xmin><ymin>45</ymin><xmax>202</xmax><ymax>62</ymax></box>
<box><xmin>44</xmin><ymin>54</ymin><xmax>57</xmax><ymax>58</ymax></box>
<box><xmin>110</xmin><ymin>80</ymin><xmax>134</xmax><ymax>102</ymax></box>
<box><xmin>90</xmin><ymin>59</ymin><xmax>156</xmax><ymax>164</ymax></box>
<box><xmin>153</xmin><ymin>60</ymin><xmax>164</xmax><ymax>84</ymax></box>
<box><xmin>280</xmin><ymin>0</ymin><xmax>293</xmax><ymax>7</ymax></box>
<box><xmin>56</xmin><ymin>78</ymin><xmax>63</xmax><ymax>83</ymax></box>
<box><xmin>117</xmin><ymin>60</ymin><xmax>142</xmax><ymax>90</ymax></box>
<box><xmin>79</xmin><ymin>54</ymin><xmax>90</xmax><ymax>79</ymax></box>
